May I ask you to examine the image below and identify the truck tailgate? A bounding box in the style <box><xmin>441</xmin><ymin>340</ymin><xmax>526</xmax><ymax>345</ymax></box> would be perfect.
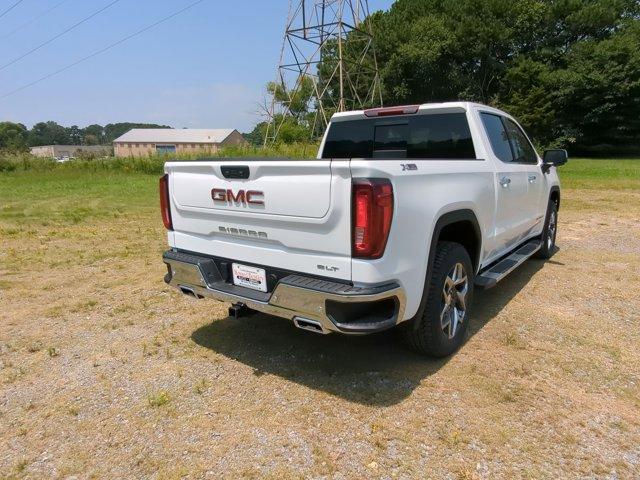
<box><xmin>165</xmin><ymin>159</ymin><xmax>352</xmax><ymax>281</ymax></box>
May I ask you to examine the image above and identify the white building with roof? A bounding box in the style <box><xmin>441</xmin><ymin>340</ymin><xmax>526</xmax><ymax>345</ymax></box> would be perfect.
<box><xmin>113</xmin><ymin>128</ymin><xmax>246</xmax><ymax>157</ymax></box>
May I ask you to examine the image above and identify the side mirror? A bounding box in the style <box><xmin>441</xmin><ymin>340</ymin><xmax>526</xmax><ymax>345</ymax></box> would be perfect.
<box><xmin>542</xmin><ymin>149</ymin><xmax>568</xmax><ymax>172</ymax></box>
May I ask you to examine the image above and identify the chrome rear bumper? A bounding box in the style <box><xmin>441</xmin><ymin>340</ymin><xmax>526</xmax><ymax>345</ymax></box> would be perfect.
<box><xmin>162</xmin><ymin>250</ymin><xmax>406</xmax><ymax>334</ymax></box>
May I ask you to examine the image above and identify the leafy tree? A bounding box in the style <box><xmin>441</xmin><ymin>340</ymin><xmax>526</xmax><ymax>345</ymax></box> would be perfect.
<box><xmin>67</xmin><ymin>125</ymin><xmax>83</xmax><ymax>145</ymax></box>
<box><xmin>243</xmin><ymin>122</ymin><xmax>268</xmax><ymax>145</ymax></box>
<box><xmin>264</xmin><ymin>78</ymin><xmax>315</xmax><ymax>142</ymax></box>
<box><xmin>267</xmin><ymin>76</ymin><xmax>316</xmax><ymax>121</ymax></box>
<box><xmin>272</xmin><ymin>114</ymin><xmax>313</xmax><ymax>143</ymax></box>
<box><xmin>28</xmin><ymin>121</ymin><xmax>70</xmax><ymax>146</ymax></box>
<box><xmin>316</xmin><ymin>27</ymin><xmax>381</xmax><ymax>112</ymax></box>
<box><xmin>83</xmin><ymin>124</ymin><xmax>105</xmax><ymax>144</ymax></box>
<box><xmin>369</xmin><ymin>0</ymin><xmax>640</xmax><ymax>153</ymax></box>
<box><xmin>249</xmin><ymin>114</ymin><xmax>312</xmax><ymax>145</ymax></box>
<box><xmin>551</xmin><ymin>20</ymin><xmax>640</xmax><ymax>154</ymax></box>
<box><xmin>0</xmin><ymin>122</ymin><xmax>28</xmax><ymax>151</ymax></box>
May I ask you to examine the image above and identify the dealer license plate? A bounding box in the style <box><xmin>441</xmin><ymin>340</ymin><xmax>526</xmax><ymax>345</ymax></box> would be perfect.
<box><xmin>231</xmin><ymin>263</ymin><xmax>267</xmax><ymax>292</ymax></box>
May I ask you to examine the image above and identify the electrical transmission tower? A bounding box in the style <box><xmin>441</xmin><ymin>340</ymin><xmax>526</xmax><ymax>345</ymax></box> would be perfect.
<box><xmin>264</xmin><ymin>0</ymin><xmax>382</xmax><ymax>145</ymax></box>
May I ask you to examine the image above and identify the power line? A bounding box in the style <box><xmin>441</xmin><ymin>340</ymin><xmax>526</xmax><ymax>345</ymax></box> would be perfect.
<box><xmin>1</xmin><ymin>0</ymin><xmax>70</xmax><ymax>41</ymax></box>
<box><xmin>0</xmin><ymin>0</ymin><xmax>24</xmax><ymax>19</ymax></box>
<box><xmin>0</xmin><ymin>0</ymin><xmax>208</xmax><ymax>100</ymax></box>
<box><xmin>0</xmin><ymin>0</ymin><xmax>122</xmax><ymax>72</ymax></box>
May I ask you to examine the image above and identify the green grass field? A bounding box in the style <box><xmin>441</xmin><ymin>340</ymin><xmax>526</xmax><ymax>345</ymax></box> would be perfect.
<box><xmin>1</xmin><ymin>158</ymin><xmax>638</xmax><ymax>229</ymax></box>
<box><xmin>1</xmin><ymin>171</ymin><xmax>154</xmax><ymax>225</ymax></box>
<box><xmin>560</xmin><ymin>158</ymin><xmax>640</xmax><ymax>190</ymax></box>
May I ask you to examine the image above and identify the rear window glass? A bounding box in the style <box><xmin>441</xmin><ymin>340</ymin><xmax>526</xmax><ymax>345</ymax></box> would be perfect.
<box><xmin>374</xmin><ymin>124</ymin><xmax>408</xmax><ymax>158</ymax></box>
<box><xmin>320</xmin><ymin>120</ymin><xmax>372</xmax><ymax>158</ymax></box>
<box><xmin>322</xmin><ymin>112</ymin><xmax>476</xmax><ymax>159</ymax></box>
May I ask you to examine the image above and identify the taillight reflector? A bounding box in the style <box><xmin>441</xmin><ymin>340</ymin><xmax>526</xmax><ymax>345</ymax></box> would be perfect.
<box><xmin>159</xmin><ymin>174</ymin><xmax>173</xmax><ymax>230</ymax></box>
<box><xmin>352</xmin><ymin>178</ymin><xmax>393</xmax><ymax>259</ymax></box>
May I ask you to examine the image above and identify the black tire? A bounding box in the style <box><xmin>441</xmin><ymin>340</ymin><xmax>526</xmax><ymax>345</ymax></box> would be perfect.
<box><xmin>535</xmin><ymin>199</ymin><xmax>558</xmax><ymax>259</ymax></box>
<box><xmin>401</xmin><ymin>241</ymin><xmax>474</xmax><ymax>357</ymax></box>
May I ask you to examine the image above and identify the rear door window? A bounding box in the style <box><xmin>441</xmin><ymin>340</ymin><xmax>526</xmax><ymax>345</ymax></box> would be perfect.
<box><xmin>503</xmin><ymin>118</ymin><xmax>537</xmax><ymax>164</ymax></box>
<box><xmin>480</xmin><ymin>112</ymin><xmax>538</xmax><ymax>164</ymax></box>
<box><xmin>407</xmin><ymin>114</ymin><xmax>475</xmax><ymax>159</ymax></box>
<box><xmin>480</xmin><ymin>113</ymin><xmax>513</xmax><ymax>163</ymax></box>
<box><xmin>322</xmin><ymin>112</ymin><xmax>476</xmax><ymax>159</ymax></box>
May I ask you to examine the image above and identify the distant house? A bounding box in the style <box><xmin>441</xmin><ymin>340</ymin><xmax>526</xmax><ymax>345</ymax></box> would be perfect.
<box><xmin>112</xmin><ymin>128</ymin><xmax>246</xmax><ymax>157</ymax></box>
<box><xmin>30</xmin><ymin>145</ymin><xmax>111</xmax><ymax>160</ymax></box>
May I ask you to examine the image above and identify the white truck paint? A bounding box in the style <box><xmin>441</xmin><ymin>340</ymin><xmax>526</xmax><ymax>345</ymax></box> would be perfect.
<box><xmin>161</xmin><ymin>102</ymin><xmax>565</xmax><ymax>355</ymax></box>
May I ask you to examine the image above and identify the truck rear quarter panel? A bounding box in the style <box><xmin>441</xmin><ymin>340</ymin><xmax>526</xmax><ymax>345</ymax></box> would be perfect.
<box><xmin>350</xmin><ymin>159</ymin><xmax>496</xmax><ymax>320</ymax></box>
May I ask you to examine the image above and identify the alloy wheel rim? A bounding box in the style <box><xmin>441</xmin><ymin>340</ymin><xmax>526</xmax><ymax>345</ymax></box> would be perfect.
<box><xmin>547</xmin><ymin>210</ymin><xmax>556</xmax><ymax>249</ymax></box>
<box><xmin>441</xmin><ymin>262</ymin><xmax>468</xmax><ymax>339</ymax></box>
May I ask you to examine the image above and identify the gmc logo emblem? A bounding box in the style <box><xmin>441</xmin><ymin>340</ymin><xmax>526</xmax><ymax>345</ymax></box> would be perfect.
<box><xmin>211</xmin><ymin>188</ymin><xmax>264</xmax><ymax>206</ymax></box>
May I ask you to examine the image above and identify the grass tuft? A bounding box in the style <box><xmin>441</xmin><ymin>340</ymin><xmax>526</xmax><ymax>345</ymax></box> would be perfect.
<box><xmin>147</xmin><ymin>390</ymin><xmax>171</xmax><ymax>407</ymax></box>
<box><xmin>47</xmin><ymin>347</ymin><xmax>60</xmax><ymax>357</ymax></box>
<box><xmin>26</xmin><ymin>341</ymin><xmax>43</xmax><ymax>353</ymax></box>
<box><xmin>193</xmin><ymin>378</ymin><xmax>208</xmax><ymax>395</ymax></box>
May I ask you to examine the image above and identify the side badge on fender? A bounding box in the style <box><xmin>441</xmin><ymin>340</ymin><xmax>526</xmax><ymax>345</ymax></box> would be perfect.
<box><xmin>317</xmin><ymin>264</ymin><xmax>339</xmax><ymax>272</ymax></box>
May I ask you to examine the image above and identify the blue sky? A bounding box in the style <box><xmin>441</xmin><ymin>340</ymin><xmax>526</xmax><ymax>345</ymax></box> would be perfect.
<box><xmin>0</xmin><ymin>0</ymin><xmax>394</xmax><ymax>132</ymax></box>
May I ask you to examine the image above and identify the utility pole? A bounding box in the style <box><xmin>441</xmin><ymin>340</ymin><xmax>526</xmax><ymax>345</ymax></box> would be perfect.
<box><xmin>264</xmin><ymin>0</ymin><xmax>382</xmax><ymax>145</ymax></box>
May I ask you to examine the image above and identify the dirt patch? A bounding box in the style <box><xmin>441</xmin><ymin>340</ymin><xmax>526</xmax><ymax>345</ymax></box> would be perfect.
<box><xmin>1</xmin><ymin>187</ymin><xmax>639</xmax><ymax>479</ymax></box>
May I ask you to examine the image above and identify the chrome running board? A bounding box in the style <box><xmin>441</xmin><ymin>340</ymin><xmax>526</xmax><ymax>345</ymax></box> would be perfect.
<box><xmin>475</xmin><ymin>240</ymin><xmax>542</xmax><ymax>289</ymax></box>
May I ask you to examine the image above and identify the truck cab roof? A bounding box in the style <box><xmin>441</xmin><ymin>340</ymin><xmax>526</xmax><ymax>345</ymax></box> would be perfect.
<box><xmin>330</xmin><ymin>101</ymin><xmax>506</xmax><ymax>122</ymax></box>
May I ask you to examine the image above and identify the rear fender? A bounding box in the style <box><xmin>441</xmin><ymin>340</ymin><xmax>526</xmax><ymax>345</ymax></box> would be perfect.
<box><xmin>407</xmin><ymin>209</ymin><xmax>481</xmax><ymax>326</ymax></box>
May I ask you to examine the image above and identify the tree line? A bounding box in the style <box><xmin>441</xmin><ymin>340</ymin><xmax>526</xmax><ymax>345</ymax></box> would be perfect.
<box><xmin>3</xmin><ymin>1</ymin><xmax>639</xmax><ymax>156</ymax></box>
<box><xmin>253</xmin><ymin>0</ymin><xmax>640</xmax><ymax>155</ymax></box>
<box><xmin>0</xmin><ymin>121</ymin><xmax>170</xmax><ymax>151</ymax></box>
<box><xmin>372</xmin><ymin>0</ymin><xmax>640</xmax><ymax>155</ymax></box>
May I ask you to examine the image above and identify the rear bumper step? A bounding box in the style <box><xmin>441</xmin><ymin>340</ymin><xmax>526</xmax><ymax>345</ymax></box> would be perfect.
<box><xmin>162</xmin><ymin>250</ymin><xmax>406</xmax><ymax>334</ymax></box>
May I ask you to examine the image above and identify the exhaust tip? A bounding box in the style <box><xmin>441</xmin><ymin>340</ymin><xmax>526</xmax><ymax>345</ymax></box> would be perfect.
<box><xmin>293</xmin><ymin>317</ymin><xmax>328</xmax><ymax>334</ymax></box>
<box><xmin>179</xmin><ymin>285</ymin><xmax>201</xmax><ymax>299</ymax></box>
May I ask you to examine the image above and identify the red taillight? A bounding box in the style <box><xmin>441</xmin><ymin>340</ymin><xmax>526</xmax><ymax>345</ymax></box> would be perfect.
<box><xmin>352</xmin><ymin>178</ymin><xmax>393</xmax><ymax>259</ymax></box>
<box><xmin>363</xmin><ymin>104</ymin><xmax>420</xmax><ymax>117</ymax></box>
<box><xmin>159</xmin><ymin>174</ymin><xmax>172</xmax><ymax>230</ymax></box>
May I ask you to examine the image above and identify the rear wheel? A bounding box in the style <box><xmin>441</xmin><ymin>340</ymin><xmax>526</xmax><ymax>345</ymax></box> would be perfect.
<box><xmin>535</xmin><ymin>199</ymin><xmax>558</xmax><ymax>259</ymax></box>
<box><xmin>401</xmin><ymin>242</ymin><xmax>473</xmax><ymax>357</ymax></box>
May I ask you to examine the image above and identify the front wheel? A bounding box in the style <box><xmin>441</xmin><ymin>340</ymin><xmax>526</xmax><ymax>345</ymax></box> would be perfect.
<box><xmin>535</xmin><ymin>200</ymin><xmax>558</xmax><ymax>259</ymax></box>
<box><xmin>401</xmin><ymin>242</ymin><xmax>474</xmax><ymax>357</ymax></box>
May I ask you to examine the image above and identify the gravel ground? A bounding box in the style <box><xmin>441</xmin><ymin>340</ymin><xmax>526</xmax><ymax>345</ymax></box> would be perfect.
<box><xmin>1</xmin><ymin>187</ymin><xmax>639</xmax><ymax>479</ymax></box>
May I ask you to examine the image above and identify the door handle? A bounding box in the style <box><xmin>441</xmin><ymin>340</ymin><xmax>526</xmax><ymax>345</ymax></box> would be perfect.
<box><xmin>499</xmin><ymin>177</ymin><xmax>511</xmax><ymax>187</ymax></box>
<box><xmin>528</xmin><ymin>175</ymin><xmax>537</xmax><ymax>183</ymax></box>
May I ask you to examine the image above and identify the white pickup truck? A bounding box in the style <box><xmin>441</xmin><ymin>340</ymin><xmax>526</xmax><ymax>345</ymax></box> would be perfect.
<box><xmin>160</xmin><ymin>102</ymin><xmax>567</xmax><ymax>357</ymax></box>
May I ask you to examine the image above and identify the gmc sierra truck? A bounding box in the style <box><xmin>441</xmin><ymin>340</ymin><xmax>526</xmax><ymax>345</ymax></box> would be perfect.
<box><xmin>160</xmin><ymin>102</ymin><xmax>568</xmax><ymax>357</ymax></box>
